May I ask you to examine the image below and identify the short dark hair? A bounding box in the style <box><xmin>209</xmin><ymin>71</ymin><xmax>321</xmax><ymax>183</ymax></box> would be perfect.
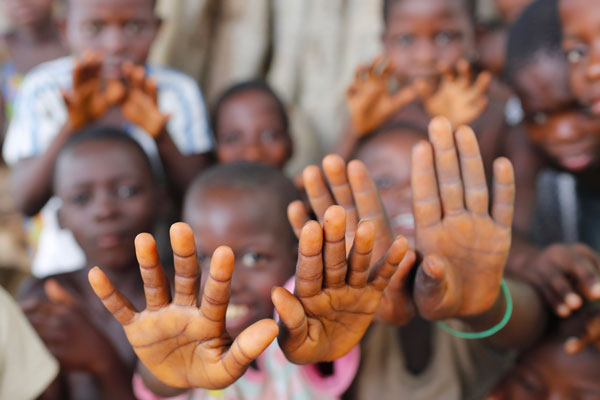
<box><xmin>184</xmin><ymin>162</ymin><xmax>300</xmax><ymax>240</ymax></box>
<box><xmin>382</xmin><ymin>0</ymin><xmax>476</xmax><ymax>25</ymax></box>
<box><xmin>504</xmin><ymin>0</ymin><xmax>562</xmax><ymax>83</ymax></box>
<box><xmin>55</xmin><ymin>125</ymin><xmax>154</xmax><ymax>187</ymax></box>
<box><xmin>211</xmin><ymin>79</ymin><xmax>290</xmax><ymax>139</ymax></box>
<box><xmin>352</xmin><ymin>120</ymin><xmax>427</xmax><ymax>158</ymax></box>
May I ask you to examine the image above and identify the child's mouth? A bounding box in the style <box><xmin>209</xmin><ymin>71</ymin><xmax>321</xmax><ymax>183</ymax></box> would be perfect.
<box><xmin>226</xmin><ymin>304</ymin><xmax>251</xmax><ymax>330</ymax></box>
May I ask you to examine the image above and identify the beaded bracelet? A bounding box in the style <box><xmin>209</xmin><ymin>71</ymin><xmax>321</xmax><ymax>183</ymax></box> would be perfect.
<box><xmin>437</xmin><ymin>279</ymin><xmax>513</xmax><ymax>340</ymax></box>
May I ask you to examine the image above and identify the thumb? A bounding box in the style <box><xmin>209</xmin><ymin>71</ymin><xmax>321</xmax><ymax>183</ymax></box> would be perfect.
<box><xmin>44</xmin><ymin>279</ymin><xmax>76</xmax><ymax>306</ymax></box>
<box><xmin>271</xmin><ymin>287</ymin><xmax>307</xmax><ymax>348</ymax></box>
<box><xmin>414</xmin><ymin>254</ymin><xmax>461</xmax><ymax>320</ymax></box>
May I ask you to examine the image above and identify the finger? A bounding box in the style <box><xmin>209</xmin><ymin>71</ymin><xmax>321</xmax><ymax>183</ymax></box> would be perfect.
<box><xmin>414</xmin><ymin>254</ymin><xmax>461</xmax><ymax>320</ymax></box>
<box><xmin>570</xmin><ymin>256</ymin><xmax>600</xmax><ymax>301</ymax></box>
<box><xmin>295</xmin><ymin>221</ymin><xmax>324</xmax><ymax>298</ymax></box>
<box><xmin>565</xmin><ymin>336</ymin><xmax>590</xmax><ymax>355</ymax></box>
<box><xmin>135</xmin><ymin>233</ymin><xmax>171</xmax><ymax>310</ymax></box>
<box><xmin>391</xmin><ymin>85</ymin><xmax>417</xmax><ymax>109</ymax></box>
<box><xmin>132</xmin><ymin>65</ymin><xmax>146</xmax><ymax>89</ymax></box>
<box><xmin>322</xmin><ymin>155</ymin><xmax>359</xmax><ymax>232</ymax></box>
<box><xmin>170</xmin><ymin>223</ymin><xmax>200</xmax><ymax>307</ymax></box>
<box><xmin>491</xmin><ymin>157</ymin><xmax>515</xmax><ymax>228</ymax></box>
<box><xmin>411</xmin><ymin>140</ymin><xmax>442</xmax><ymax>228</ymax></box>
<box><xmin>414</xmin><ymin>78</ymin><xmax>434</xmax><ymax>100</ymax></box>
<box><xmin>271</xmin><ymin>286</ymin><xmax>307</xmax><ymax>351</ymax></box>
<box><xmin>570</xmin><ymin>244</ymin><xmax>600</xmax><ymax>299</ymax></box>
<box><xmin>105</xmin><ymin>79</ymin><xmax>127</xmax><ymax>104</ymax></box>
<box><xmin>355</xmin><ymin>65</ymin><xmax>370</xmax><ymax>81</ymax></box>
<box><xmin>438</xmin><ymin>61</ymin><xmax>455</xmax><ymax>83</ymax></box>
<box><xmin>455</xmin><ymin>125</ymin><xmax>489</xmax><ymax>215</ymax></box>
<box><xmin>456</xmin><ymin>59</ymin><xmax>471</xmax><ymax>87</ymax></box>
<box><xmin>546</xmin><ymin>268</ymin><xmax>581</xmax><ymax>311</ymax></box>
<box><xmin>369</xmin><ymin>55</ymin><xmax>385</xmax><ymax>77</ymax></box>
<box><xmin>145</xmin><ymin>78</ymin><xmax>159</xmax><ymax>104</ymax></box>
<box><xmin>472</xmin><ymin>70</ymin><xmax>492</xmax><ymax>95</ymax></box>
<box><xmin>303</xmin><ymin>165</ymin><xmax>334</xmax><ymax>223</ymax></box>
<box><xmin>221</xmin><ymin>319</ymin><xmax>278</xmax><ymax>383</ymax></box>
<box><xmin>347</xmin><ymin>220</ymin><xmax>375</xmax><ymax>288</ymax></box>
<box><xmin>428</xmin><ymin>116</ymin><xmax>465</xmax><ymax>216</ymax></box>
<box><xmin>88</xmin><ymin>267</ymin><xmax>137</xmax><ymax>325</ymax></box>
<box><xmin>287</xmin><ymin>200</ymin><xmax>311</xmax><ymax>239</ymax></box>
<box><xmin>200</xmin><ymin>246</ymin><xmax>234</xmax><ymax>323</ymax></box>
<box><xmin>122</xmin><ymin>61</ymin><xmax>135</xmax><ymax>81</ymax></box>
<box><xmin>323</xmin><ymin>206</ymin><xmax>349</xmax><ymax>289</ymax></box>
<box><xmin>44</xmin><ymin>279</ymin><xmax>76</xmax><ymax>306</ymax></box>
<box><xmin>369</xmin><ymin>236</ymin><xmax>408</xmax><ymax>291</ymax></box>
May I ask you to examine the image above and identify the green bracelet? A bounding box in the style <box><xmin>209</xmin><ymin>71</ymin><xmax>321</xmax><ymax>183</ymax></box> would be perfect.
<box><xmin>437</xmin><ymin>279</ymin><xmax>513</xmax><ymax>340</ymax></box>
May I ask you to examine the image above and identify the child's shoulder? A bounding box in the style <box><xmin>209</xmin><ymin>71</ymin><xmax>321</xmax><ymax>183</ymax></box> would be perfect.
<box><xmin>19</xmin><ymin>56</ymin><xmax>74</xmax><ymax>90</ymax></box>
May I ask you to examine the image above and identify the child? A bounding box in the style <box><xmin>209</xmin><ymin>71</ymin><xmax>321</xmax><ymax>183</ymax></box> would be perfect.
<box><xmin>344</xmin><ymin>0</ymin><xmax>506</xmax><ymax>175</ymax></box>
<box><xmin>212</xmin><ymin>80</ymin><xmax>293</xmax><ymax>169</ymax></box>
<box><xmin>486</xmin><ymin>308</ymin><xmax>600</xmax><ymax>399</ymax></box>
<box><xmin>4</xmin><ymin>0</ymin><xmax>213</xmax><ymax>277</ymax></box>
<box><xmin>0</xmin><ymin>0</ymin><xmax>67</xmax><ymax>130</ymax></box>
<box><xmin>89</xmin><ymin>161</ymin><xmax>409</xmax><ymax>399</ymax></box>
<box><xmin>20</xmin><ymin>125</ymin><xmax>163</xmax><ymax>399</ymax></box>
<box><xmin>291</xmin><ymin>117</ymin><xmax>550</xmax><ymax>399</ymax></box>
<box><xmin>503</xmin><ymin>0</ymin><xmax>600</xmax><ymax>318</ymax></box>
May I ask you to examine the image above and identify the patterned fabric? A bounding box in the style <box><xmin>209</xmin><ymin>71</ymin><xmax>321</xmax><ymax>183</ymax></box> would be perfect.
<box><xmin>0</xmin><ymin>61</ymin><xmax>23</xmax><ymax>120</ymax></box>
<box><xmin>133</xmin><ymin>340</ymin><xmax>360</xmax><ymax>400</ymax></box>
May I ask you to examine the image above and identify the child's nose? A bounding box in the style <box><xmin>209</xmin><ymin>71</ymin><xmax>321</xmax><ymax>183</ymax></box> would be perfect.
<box><xmin>102</xmin><ymin>26</ymin><xmax>128</xmax><ymax>55</ymax></box>
<box><xmin>413</xmin><ymin>39</ymin><xmax>436</xmax><ymax>66</ymax></box>
<box><xmin>93</xmin><ymin>193</ymin><xmax>120</xmax><ymax>221</ymax></box>
<box><xmin>242</xmin><ymin>144</ymin><xmax>263</xmax><ymax>162</ymax></box>
<box><xmin>549</xmin><ymin>117</ymin><xmax>581</xmax><ymax>142</ymax></box>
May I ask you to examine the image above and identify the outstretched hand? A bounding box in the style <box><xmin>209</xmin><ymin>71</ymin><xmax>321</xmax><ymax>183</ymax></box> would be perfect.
<box><xmin>62</xmin><ymin>51</ymin><xmax>125</xmax><ymax>130</ymax></box>
<box><xmin>121</xmin><ymin>62</ymin><xmax>170</xmax><ymax>138</ymax></box>
<box><xmin>88</xmin><ymin>223</ymin><xmax>278</xmax><ymax>390</ymax></box>
<box><xmin>411</xmin><ymin>117</ymin><xmax>515</xmax><ymax>320</ymax></box>
<box><xmin>272</xmin><ymin>205</ymin><xmax>408</xmax><ymax>364</ymax></box>
<box><xmin>288</xmin><ymin>154</ymin><xmax>415</xmax><ymax>325</ymax></box>
<box><xmin>347</xmin><ymin>56</ymin><xmax>417</xmax><ymax>135</ymax></box>
<box><xmin>417</xmin><ymin>60</ymin><xmax>491</xmax><ymax>130</ymax></box>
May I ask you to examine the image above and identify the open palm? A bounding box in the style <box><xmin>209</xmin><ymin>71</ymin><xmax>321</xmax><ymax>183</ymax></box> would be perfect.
<box><xmin>412</xmin><ymin>117</ymin><xmax>514</xmax><ymax>319</ymax></box>
<box><xmin>273</xmin><ymin>206</ymin><xmax>407</xmax><ymax>364</ymax></box>
<box><xmin>88</xmin><ymin>223</ymin><xmax>278</xmax><ymax>389</ymax></box>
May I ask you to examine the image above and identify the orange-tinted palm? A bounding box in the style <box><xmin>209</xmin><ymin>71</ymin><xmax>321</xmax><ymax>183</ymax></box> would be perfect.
<box><xmin>347</xmin><ymin>56</ymin><xmax>416</xmax><ymax>135</ymax></box>
<box><xmin>273</xmin><ymin>206</ymin><xmax>408</xmax><ymax>364</ymax></box>
<box><xmin>88</xmin><ymin>223</ymin><xmax>278</xmax><ymax>389</ymax></box>
<box><xmin>121</xmin><ymin>62</ymin><xmax>169</xmax><ymax>138</ymax></box>
<box><xmin>287</xmin><ymin>155</ymin><xmax>415</xmax><ymax>326</ymax></box>
<box><xmin>418</xmin><ymin>60</ymin><xmax>491</xmax><ymax>130</ymax></box>
<box><xmin>412</xmin><ymin>117</ymin><xmax>515</xmax><ymax>319</ymax></box>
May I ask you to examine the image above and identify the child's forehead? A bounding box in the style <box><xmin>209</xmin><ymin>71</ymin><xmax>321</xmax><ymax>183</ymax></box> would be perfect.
<box><xmin>69</xmin><ymin>0</ymin><xmax>155</xmax><ymax>17</ymax></box>
<box><xmin>388</xmin><ymin>0</ymin><xmax>470</xmax><ymax>22</ymax></box>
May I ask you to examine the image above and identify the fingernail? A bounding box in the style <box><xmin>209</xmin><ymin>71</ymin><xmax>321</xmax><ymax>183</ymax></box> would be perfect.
<box><xmin>591</xmin><ymin>283</ymin><xmax>600</xmax><ymax>299</ymax></box>
<box><xmin>565</xmin><ymin>293</ymin><xmax>582</xmax><ymax>309</ymax></box>
<box><xmin>557</xmin><ymin>304</ymin><xmax>571</xmax><ymax>317</ymax></box>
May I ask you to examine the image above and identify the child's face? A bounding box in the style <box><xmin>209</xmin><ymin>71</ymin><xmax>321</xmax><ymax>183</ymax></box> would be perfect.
<box><xmin>55</xmin><ymin>139</ymin><xmax>158</xmax><ymax>271</ymax></box>
<box><xmin>382</xmin><ymin>0</ymin><xmax>475</xmax><ymax>84</ymax></box>
<box><xmin>216</xmin><ymin>90</ymin><xmax>291</xmax><ymax>169</ymax></box>
<box><xmin>487</xmin><ymin>338</ymin><xmax>600</xmax><ymax>399</ymax></box>
<box><xmin>513</xmin><ymin>55</ymin><xmax>600</xmax><ymax>173</ymax></box>
<box><xmin>66</xmin><ymin>0</ymin><xmax>159</xmax><ymax>78</ymax></box>
<box><xmin>4</xmin><ymin>0</ymin><xmax>54</xmax><ymax>27</ymax></box>
<box><xmin>560</xmin><ymin>0</ymin><xmax>600</xmax><ymax>116</ymax></box>
<box><xmin>184</xmin><ymin>187</ymin><xmax>297</xmax><ymax>339</ymax></box>
<box><xmin>355</xmin><ymin>129</ymin><xmax>423</xmax><ymax>248</ymax></box>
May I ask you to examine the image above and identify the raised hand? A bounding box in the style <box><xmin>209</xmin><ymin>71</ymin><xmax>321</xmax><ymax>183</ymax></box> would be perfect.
<box><xmin>565</xmin><ymin>311</ymin><xmax>600</xmax><ymax>355</ymax></box>
<box><xmin>288</xmin><ymin>154</ymin><xmax>415</xmax><ymax>325</ymax></box>
<box><xmin>411</xmin><ymin>117</ymin><xmax>515</xmax><ymax>320</ymax></box>
<box><xmin>515</xmin><ymin>244</ymin><xmax>600</xmax><ymax>317</ymax></box>
<box><xmin>347</xmin><ymin>56</ymin><xmax>417</xmax><ymax>135</ymax></box>
<box><xmin>88</xmin><ymin>223</ymin><xmax>278</xmax><ymax>389</ymax></box>
<box><xmin>417</xmin><ymin>60</ymin><xmax>491</xmax><ymax>130</ymax></box>
<box><xmin>272</xmin><ymin>205</ymin><xmax>408</xmax><ymax>364</ymax></box>
<box><xmin>121</xmin><ymin>62</ymin><xmax>170</xmax><ymax>138</ymax></box>
<box><xmin>61</xmin><ymin>51</ymin><xmax>125</xmax><ymax>130</ymax></box>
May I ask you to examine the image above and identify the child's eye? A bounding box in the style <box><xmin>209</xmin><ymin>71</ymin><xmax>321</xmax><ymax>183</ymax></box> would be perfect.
<box><xmin>123</xmin><ymin>21</ymin><xmax>148</xmax><ymax>36</ymax></box>
<box><xmin>566</xmin><ymin>47</ymin><xmax>586</xmax><ymax>64</ymax></box>
<box><xmin>69</xmin><ymin>193</ymin><xmax>91</xmax><ymax>206</ymax></box>
<box><xmin>84</xmin><ymin>21</ymin><xmax>104</xmax><ymax>36</ymax></box>
<box><xmin>219</xmin><ymin>131</ymin><xmax>243</xmax><ymax>145</ymax></box>
<box><xmin>435</xmin><ymin>31</ymin><xmax>461</xmax><ymax>46</ymax></box>
<box><xmin>116</xmin><ymin>184</ymin><xmax>141</xmax><ymax>199</ymax></box>
<box><xmin>392</xmin><ymin>34</ymin><xmax>414</xmax><ymax>47</ymax></box>
<box><xmin>241</xmin><ymin>252</ymin><xmax>265</xmax><ymax>268</ymax></box>
<box><xmin>260</xmin><ymin>130</ymin><xmax>283</xmax><ymax>143</ymax></box>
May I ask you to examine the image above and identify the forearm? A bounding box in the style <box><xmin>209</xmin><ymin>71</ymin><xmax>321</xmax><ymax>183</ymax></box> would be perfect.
<box><xmin>155</xmin><ymin>129</ymin><xmax>211</xmax><ymax>196</ymax></box>
<box><xmin>12</xmin><ymin>122</ymin><xmax>76</xmax><ymax>215</ymax></box>
<box><xmin>461</xmin><ymin>277</ymin><xmax>548</xmax><ymax>350</ymax></box>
